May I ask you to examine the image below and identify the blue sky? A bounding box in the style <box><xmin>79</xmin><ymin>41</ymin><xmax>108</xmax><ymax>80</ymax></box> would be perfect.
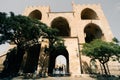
<box><xmin>0</xmin><ymin>0</ymin><xmax>120</xmax><ymax>55</ymax></box>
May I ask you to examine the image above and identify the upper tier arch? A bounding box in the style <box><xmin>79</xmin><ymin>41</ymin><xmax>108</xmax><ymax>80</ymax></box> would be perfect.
<box><xmin>28</xmin><ymin>10</ymin><xmax>42</xmax><ymax>20</ymax></box>
<box><xmin>81</xmin><ymin>8</ymin><xmax>99</xmax><ymax>20</ymax></box>
<box><xmin>51</xmin><ymin>17</ymin><xmax>70</xmax><ymax>37</ymax></box>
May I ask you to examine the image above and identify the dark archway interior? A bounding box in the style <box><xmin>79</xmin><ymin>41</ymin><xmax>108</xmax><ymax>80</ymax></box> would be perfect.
<box><xmin>84</xmin><ymin>23</ymin><xmax>103</xmax><ymax>43</ymax></box>
<box><xmin>51</xmin><ymin>17</ymin><xmax>70</xmax><ymax>36</ymax></box>
<box><xmin>48</xmin><ymin>47</ymin><xmax>69</xmax><ymax>75</ymax></box>
<box><xmin>81</xmin><ymin>8</ymin><xmax>99</xmax><ymax>20</ymax></box>
<box><xmin>28</xmin><ymin>10</ymin><xmax>42</xmax><ymax>20</ymax></box>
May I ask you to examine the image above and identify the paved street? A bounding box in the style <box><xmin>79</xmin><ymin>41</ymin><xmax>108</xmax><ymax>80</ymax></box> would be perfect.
<box><xmin>12</xmin><ymin>76</ymin><xmax>95</xmax><ymax>80</ymax></box>
<box><xmin>2</xmin><ymin>74</ymin><xmax>119</xmax><ymax>80</ymax></box>
<box><xmin>11</xmin><ymin>75</ymin><xmax>120</xmax><ymax>80</ymax></box>
<box><xmin>35</xmin><ymin>77</ymin><xmax>94</xmax><ymax>80</ymax></box>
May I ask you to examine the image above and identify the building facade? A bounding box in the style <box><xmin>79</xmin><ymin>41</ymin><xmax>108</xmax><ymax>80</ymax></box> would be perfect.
<box><xmin>23</xmin><ymin>3</ymin><xmax>114</xmax><ymax>76</ymax></box>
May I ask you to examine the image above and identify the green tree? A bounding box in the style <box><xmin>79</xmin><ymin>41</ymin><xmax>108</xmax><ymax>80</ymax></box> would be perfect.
<box><xmin>0</xmin><ymin>12</ymin><xmax>65</xmax><ymax>77</ymax></box>
<box><xmin>0</xmin><ymin>12</ymin><xmax>8</xmax><ymax>44</ymax></box>
<box><xmin>82</xmin><ymin>39</ymin><xmax>118</xmax><ymax>75</ymax></box>
<box><xmin>0</xmin><ymin>12</ymin><xmax>49</xmax><ymax>77</ymax></box>
<box><xmin>112</xmin><ymin>38</ymin><xmax>120</xmax><ymax>62</ymax></box>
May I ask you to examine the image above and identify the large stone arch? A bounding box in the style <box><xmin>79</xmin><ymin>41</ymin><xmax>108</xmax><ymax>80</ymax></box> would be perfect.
<box><xmin>28</xmin><ymin>10</ymin><xmax>42</xmax><ymax>20</ymax></box>
<box><xmin>84</xmin><ymin>23</ymin><xmax>103</xmax><ymax>43</ymax></box>
<box><xmin>51</xmin><ymin>17</ymin><xmax>70</xmax><ymax>36</ymax></box>
<box><xmin>48</xmin><ymin>46</ymin><xmax>69</xmax><ymax>75</ymax></box>
<box><xmin>81</xmin><ymin>8</ymin><xmax>99</xmax><ymax>20</ymax></box>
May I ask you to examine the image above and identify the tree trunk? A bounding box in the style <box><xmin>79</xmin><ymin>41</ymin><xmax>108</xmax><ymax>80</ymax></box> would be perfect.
<box><xmin>0</xmin><ymin>48</ymin><xmax>17</xmax><ymax>78</ymax></box>
<box><xmin>100</xmin><ymin>64</ymin><xmax>103</xmax><ymax>74</ymax></box>
<box><xmin>0</xmin><ymin>46</ymin><xmax>25</xmax><ymax>78</ymax></box>
<box><xmin>14</xmin><ymin>46</ymin><xmax>25</xmax><ymax>74</ymax></box>
<box><xmin>40</xmin><ymin>55</ymin><xmax>47</xmax><ymax>75</ymax></box>
<box><xmin>23</xmin><ymin>44</ymin><xmax>41</xmax><ymax>73</ymax></box>
<box><xmin>102</xmin><ymin>63</ymin><xmax>108</xmax><ymax>75</ymax></box>
<box><xmin>106</xmin><ymin>63</ymin><xmax>110</xmax><ymax>75</ymax></box>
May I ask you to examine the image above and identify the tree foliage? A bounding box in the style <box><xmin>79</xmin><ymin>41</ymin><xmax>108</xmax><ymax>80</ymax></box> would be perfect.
<box><xmin>0</xmin><ymin>12</ymin><xmax>50</xmax><ymax>77</ymax></box>
<box><xmin>0</xmin><ymin>12</ymin><xmax>48</xmax><ymax>48</ymax></box>
<box><xmin>82</xmin><ymin>39</ymin><xmax>120</xmax><ymax>75</ymax></box>
<box><xmin>0</xmin><ymin>12</ymin><xmax>66</xmax><ymax>77</ymax></box>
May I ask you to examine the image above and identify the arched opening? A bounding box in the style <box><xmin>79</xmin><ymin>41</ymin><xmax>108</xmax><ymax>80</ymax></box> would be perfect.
<box><xmin>55</xmin><ymin>55</ymin><xmax>66</xmax><ymax>67</ymax></box>
<box><xmin>53</xmin><ymin>55</ymin><xmax>67</xmax><ymax>76</ymax></box>
<box><xmin>51</xmin><ymin>17</ymin><xmax>70</xmax><ymax>36</ymax></box>
<box><xmin>48</xmin><ymin>46</ymin><xmax>69</xmax><ymax>76</ymax></box>
<box><xmin>84</xmin><ymin>23</ymin><xmax>103</xmax><ymax>43</ymax></box>
<box><xmin>81</xmin><ymin>8</ymin><xmax>99</xmax><ymax>20</ymax></box>
<box><xmin>28</xmin><ymin>10</ymin><xmax>42</xmax><ymax>20</ymax></box>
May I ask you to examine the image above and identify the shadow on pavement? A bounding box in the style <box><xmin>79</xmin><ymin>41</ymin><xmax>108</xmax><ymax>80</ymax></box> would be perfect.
<box><xmin>89</xmin><ymin>73</ymin><xmax>120</xmax><ymax>80</ymax></box>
